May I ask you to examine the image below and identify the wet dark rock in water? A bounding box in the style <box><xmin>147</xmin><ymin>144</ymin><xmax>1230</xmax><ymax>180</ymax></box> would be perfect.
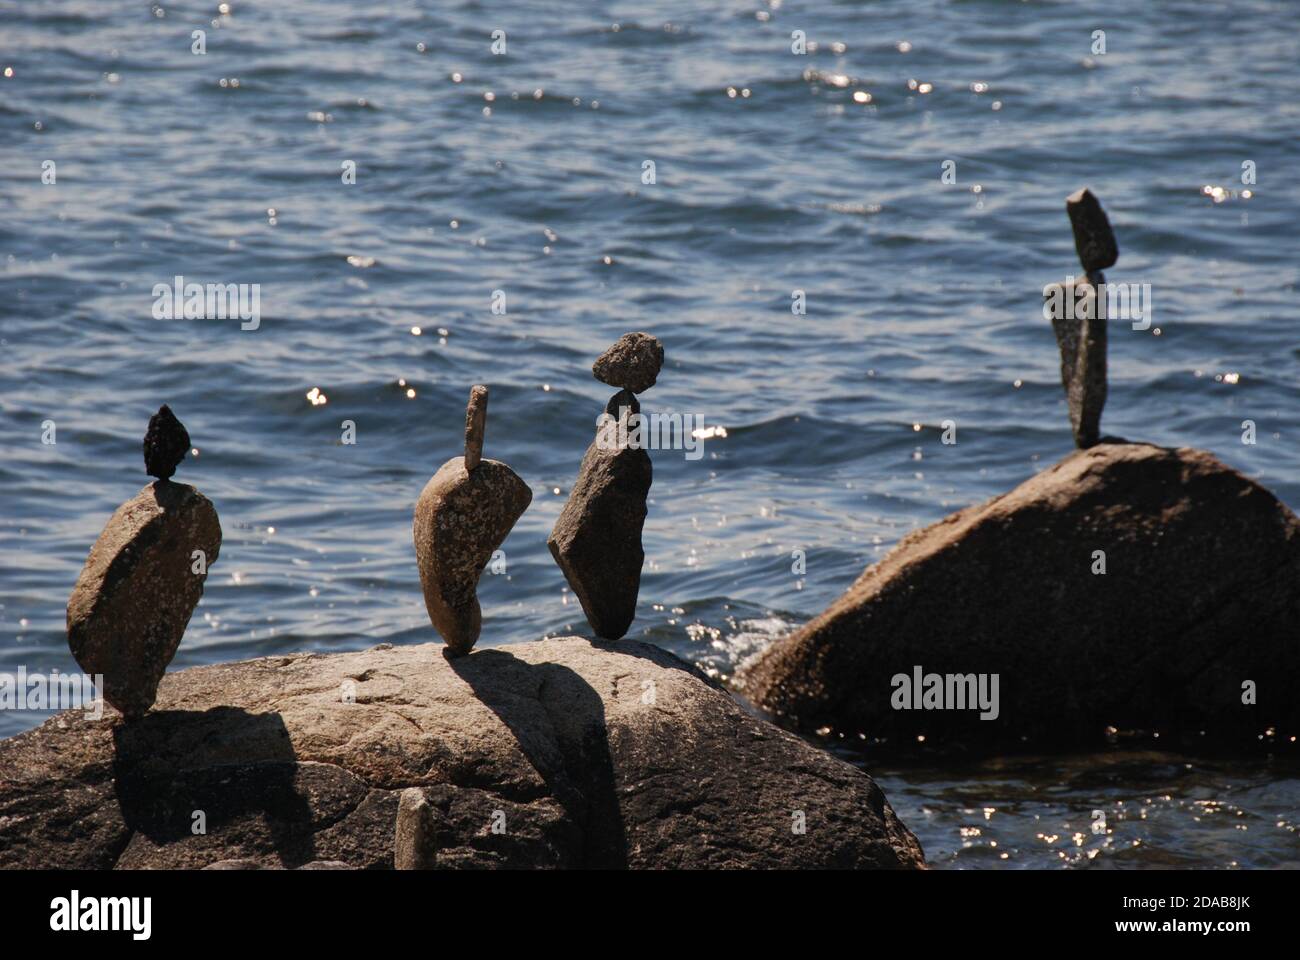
<box><xmin>66</xmin><ymin>480</ymin><xmax>222</xmax><ymax>719</ymax></box>
<box><xmin>413</xmin><ymin>385</ymin><xmax>531</xmax><ymax>656</ymax></box>
<box><xmin>740</xmin><ymin>442</ymin><xmax>1300</xmax><ymax>758</ymax></box>
<box><xmin>1066</xmin><ymin>187</ymin><xmax>1119</xmax><ymax>273</ymax></box>
<box><xmin>0</xmin><ymin>638</ymin><xmax>924</xmax><ymax>869</ymax></box>
<box><xmin>549</xmin><ymin>400</ymin><xmax>652</xmax><ymax>640</ymax></box>
<box><xmin>592</xmin><ymin>332</ymin><xmax>664</xmax><ymax>394</ymax></box>
<box><xmin>143</xmin><ymin>404</ymin><xmax>191</xmax><ymax>480</ymax></box>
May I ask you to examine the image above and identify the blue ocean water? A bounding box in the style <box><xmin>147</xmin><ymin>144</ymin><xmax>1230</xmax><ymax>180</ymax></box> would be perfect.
<box><xmin>1</xmin><ymin>0</ymin><xmax>1297</xmax><ymax>868</ymax></box>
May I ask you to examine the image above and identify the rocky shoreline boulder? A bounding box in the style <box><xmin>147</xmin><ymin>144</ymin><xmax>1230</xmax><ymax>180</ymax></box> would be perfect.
<box><xmin>739</xmin><ymin>442</ymin><xmax>1300</xmax><ymax>757</ymax></box>
<box><xmin>0</xmin><ymin>637</ymin><xmax>923</xmax><ymax>869</ymax></box>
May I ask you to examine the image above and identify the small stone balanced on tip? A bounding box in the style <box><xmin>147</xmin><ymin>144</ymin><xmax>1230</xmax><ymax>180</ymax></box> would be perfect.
<box><xmin>413</xmin><ymin>385</ymin><xmax>532</xmax><ymax>657</ymax></box>
<box><xmin>1044</xmin><ymin>188</ymin><xmax>1119</xmax><ymax>448</ymax></box>
<box><xmin>66</xmin><ymin>405</ymin><xmax>223</xmax><ymax>719</ymax></box>
<box><xmin>548</xmin><ymin>332</ymin><xmax>661</xmax><ymax>640</ymax></box>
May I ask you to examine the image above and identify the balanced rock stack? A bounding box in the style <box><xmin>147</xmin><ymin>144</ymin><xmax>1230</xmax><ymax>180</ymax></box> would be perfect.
<box><xmin>1044</xmin><ymin>188</ymin><xmax>1119</xmax><ymax>448</ymax></box>
<box><xmin>66</xmin><ymin>405</ymin><xmax>222</xmax><ymax>719</ymax></box>
<box><xmin>548</xmin><ymin>333</ymin><xmax>662</xmax><ymax>640</ymax></box>
<box><xmin>413</xmin><ymin>385</ymin><xmax>532</xmax><ymax>656</ymax></box>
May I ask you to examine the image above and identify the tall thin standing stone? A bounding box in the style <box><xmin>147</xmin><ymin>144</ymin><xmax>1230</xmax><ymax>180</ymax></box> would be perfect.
<box><xmin>413</xmin><ymin>385</ymin><xmax>532</xmax><ymax>656</ymax></box>
<box><xmin>1046</xmin><ymin>189</ymin><xmax>1117</xmax><ymax>448</ymax></box>
<box><xmin>67</xmin><ymin>406</ymin><xmax>221</xmax><ymax>719</ymax></box>
<box><xmin>548</xmin><ymin>334</ymin><xmax>662</xmax><ymax>640</ymax></box>
<box><xmin>394</xmin><ymin>787</ymin><xmax>438</xmax><ymax>869</ymax></box>
<box><xmin>463</xmin><ymin>385</ymin><xmax>488</xmax><ymax>471</ymax></box>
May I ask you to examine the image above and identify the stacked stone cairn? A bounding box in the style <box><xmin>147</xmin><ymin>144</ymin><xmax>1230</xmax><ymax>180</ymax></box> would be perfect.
<box><xmin>413</xmin><ymin>385</ymin><xmax>532</xmax><ymax>657</ymax></box>
<box><xmin>66</xmin><ymin>405</ymin><xmax>222</xmax><ymax>719</ymax></box>
<box><xmin>548</xmin><ymin>333</ymin><xmax>662</xmax><ymax>640</ymax></box>
<box><xmin>1045</xmin><ymin>187</ymin><xmax>1119</xmax><ymax>448</ymax></box>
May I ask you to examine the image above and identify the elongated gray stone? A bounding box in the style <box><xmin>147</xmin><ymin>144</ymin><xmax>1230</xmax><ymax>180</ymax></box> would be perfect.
<box><xmin>67</xmin><ymin>480</ymin><xmax>222</xmax><ymax>719</ymax></box>
<box><xmin>395</xmin><ymin>787</ymin><xmax>438</xmax><ymax>869</ymax></box>
<box><xmin>464</xmin><ymin>385</ymin><xmax>488</xmax><ymax>472</ymax></box>
<box><xmin>1046</xmin><ymin>189</ymin><xmax>1118</xmax><ymax>448</ymax></box>
<box><xmin>548</xmin><ymin>400</ymin><xmax>652</xmax><ymax>640</ymax></box>
<box><xmin>1046</xmin><ymin>270</ymin><xmax>1108</xmax><ymax>448</ymax></box>
<box><xmin>413</xmin><ymin>387</ymin><xmax>531</xmax><ymax>655</ymax></box>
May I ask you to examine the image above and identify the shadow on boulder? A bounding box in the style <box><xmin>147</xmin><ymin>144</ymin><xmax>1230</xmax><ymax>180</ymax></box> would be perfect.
<box><xmin>448</xmin><ymin>648</ymin><xmax>627</xmax><ymax>868</ymax></box>
<box><xmin>111</xmin><ymin>706</ymin><xmax>318</xmax><ymax>868</ymax></box>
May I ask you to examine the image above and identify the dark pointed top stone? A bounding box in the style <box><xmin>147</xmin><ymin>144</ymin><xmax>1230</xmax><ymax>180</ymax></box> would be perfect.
<box><xmin>593</xmin><ymin>332</ymin><xmax>664</xmax><ymax>394</ymax></box>
<box><xmin>1066</xmin><ymin>188</ymin><xmax>1118</xmax><ymax>273</ymax></box>
<box><xmin>143</xmin><ymin>404</ymin><xmax>191</xmax><ymax>480</ymax></box>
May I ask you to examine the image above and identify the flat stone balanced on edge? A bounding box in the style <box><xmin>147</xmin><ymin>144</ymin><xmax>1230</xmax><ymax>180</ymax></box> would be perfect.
<box><xmin>66</xmin><ymin>405</ymin><xmax>222</xmax><ymax>719</ymax></box>
<box><xmin>413</xmin><ymin>385</ymin><xmax>532</xmax><ymax>656</ymax></box>
<box><xmin>1044</xmin><ymin>187</ymin><xmax>1119</xmax><ymax>448</ymax></box>
<box><xmin>548</xmin><ymin>333</ymin><xmax>661</xmax><ymax>640</ymax></box>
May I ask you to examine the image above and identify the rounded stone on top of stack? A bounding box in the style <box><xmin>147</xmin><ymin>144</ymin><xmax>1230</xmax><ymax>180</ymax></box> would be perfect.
<box><xmin>413</xmin><ymin>385</ymin><xmax>532</xmax><ymax>656</ymax></box>
<box><xmin>66</xmin><ymin>405</ymin><xmax>221</xmax><ymax>720</ymax></box>
<box><xmin>549</xmin><ymin>334</ymin><xmax>661</xmax><ymax>640</ymax></box>
<box><xmin>592</xmin><ymin>332</ymin><xmax>664</xmax><ymax>394</ymax></box>
<box><xmin>738</xmin><ymin>442</ymin><xmax>1300</xmax><ymax>757</ymax></box>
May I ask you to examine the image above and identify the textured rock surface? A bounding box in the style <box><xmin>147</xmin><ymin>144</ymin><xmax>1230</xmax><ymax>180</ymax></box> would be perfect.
<box><xmin>413</xmin><ymin>457</ymin><xmax>532</xmax><ymax>655</ymax></box>
<box><xmin>463</xmin><ymin>385</ymin><xmax>488</xmax><ymax>472</ymax></box>
<box><xmin>394</xmin><ymin>787</ymin><xmax>437</xmax><ymax>869</ymax></box>
<box><xmin>1046</xmin><ymin>271</ymin><xmax>1108</xmax><ymax>449</ymax></box>
<box><xmin>740</xmin><ymin>443</ymin><xmax>1300</xmax><ymax>756</ymax></box>
<box><xmin>202</xmin><ymin>859</ymin><xmax>352</xmax><ymax>870</ymax></box>
<box><xmin>67</xmin><ymin>481</ymin><xmax>221</xmax><ymax>719</ymax></box>
<box><xmin>592</xmin><ymin>332</ymin><xmax>664</xmax><ymax>394</ymax></box>
<box><xmin>0</xmin><ymin>637</ymin><xmax>924</xmax><ymax>869</ymax></box>
<box><xmin>549</xmin><ymin>417</ymin><xmax>652</xmax><ymax>640</ymax></box>
<box><xmin>142</xmin><ymin>404</ymin><xmax>191</xmax><ymax>480</ymax></box>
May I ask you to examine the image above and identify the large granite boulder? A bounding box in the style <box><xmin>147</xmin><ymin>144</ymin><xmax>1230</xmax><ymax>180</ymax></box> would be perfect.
<box><xmin>740</xmin><ymin>443</ymin><xmax>1300</xmax><ymax>756</ymax></box>
<box><xmin>0</xmin><ymin>637</ymin><xmax>923</xmax><ymax>869</ymax></box>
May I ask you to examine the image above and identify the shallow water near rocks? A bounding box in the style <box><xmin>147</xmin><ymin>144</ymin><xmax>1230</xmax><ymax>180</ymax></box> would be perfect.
<box><xmin>2</xmin><ymin>1</ymin><xmax>1297</xmax><ymax>868</ymax></box>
